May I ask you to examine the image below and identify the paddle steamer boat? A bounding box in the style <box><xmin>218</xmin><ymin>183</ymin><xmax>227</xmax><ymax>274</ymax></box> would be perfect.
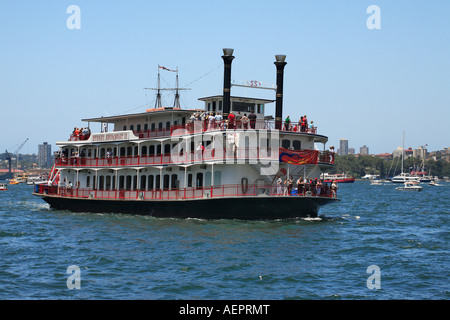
<box><xmin>33</xmin><ymin>49</ymin><xmax>339</xmax><ymax>219</ymax></box>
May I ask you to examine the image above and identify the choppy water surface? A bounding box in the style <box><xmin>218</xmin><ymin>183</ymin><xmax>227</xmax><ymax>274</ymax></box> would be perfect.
<box><xmin>0</xmin><ymin>182</ymin><xmax>448</xmax><ymax>299</ymax></box>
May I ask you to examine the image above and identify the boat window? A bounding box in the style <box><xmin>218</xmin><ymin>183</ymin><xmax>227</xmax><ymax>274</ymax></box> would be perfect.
<box><xmin>171</xmin><ymin>174</ymin><xmax>178</xmax><ymax>190</ymax></box>
<box><xmin>233</xmin><ymin>102</ymin><xmax>254</xmax><ymax>113</ymax></box>
<box><xmin>148</xmin><ymin>175</ymin><xmax>154</xmax><ymax>190</ymax></box>
<box><xmin>123</xmin><ymin>125</ymin><xmax>127</xmax><ymax>131</ymax></box>
<box><xmin>141</xmin><ymin>146</ymin><xmax>148</xmax><ymax>156</ymax></box>
<box><xmin>196</xmin><ymin>173</ymin><xmax>203</xmax><ymax>189</ymax></box>
<box><xmin>214</xmin><ymin>171</ymin><xmax>221</xmax><ymax>187</ymax></box>
<box><xmin>188</xmin><ymin>174</ymin><xmax>193</xmax><ymax>187</ymax></box>
<box><xmin>140</xmin><ymin>175</ymin><xmax>146</xmax><ymax>190</ymax></box>
<box><xmin>134</xmin><ymin>146</ymin><xmax>138</xmax><ymax>156</ymax></box>
<box><xmin>166</xmin><ymin>121</ymin><xmax>171</xmax><ymax>129</ymax></box>
<box><xmin>282</xmin><ymin>139</ymin><xmax>290</xmax><ymax>149</ymax></box>
<box><xmin>120</xmin><ymin>147</ymin><xmax>126</xmax><ymax>157</ymax></box>
<box><xmin>163</xmin><ymin>174</ymin><xmax>170</xmax><ymax>190</ymax></box>
<box><xmin>127</xmin><ymin>146</ymin><xmax>132</xmax><ymax>157</ymax></box>
<box><xmin>151</xmin><ymin>123</ymin><xmax>156</xmax><ymax>131</ymax></box>
<box><xmin>219</xmin><ymin>101</ymin><xmax>222</xmax><ymax>111</ymax></box>
<box><xmin>293</xmin><ymin>140</ymin><xmax>301</xmax><ymax>150</ymax></box>
<box><xmin>105</xmin><ymin>176</ymin><xmax>111</xmax><ymax>190</ymax></box>
<box><xmin>130</xmin><ymin>125</ymin><xmax>134</xmax><ymax>131</ymax></box>
<box><xmin>86</xmin><ymin>176</ymin><xmax>90</xmax><ymax>188</ymax></box>
<box><xmin>257</xmin><ymin>104</ymin><xmax>264</xmax><ymax>114</ymax></box>
<box><xmin>133</xmin><ymin>175</ymin><xmax>137</xmax><ymax>190</ymax></box>
<box><xmin>144</xmin><ymin>123</ymin><xmax>148</xmax><ymax>131</ymax></box>
<box><xmin>158</xmin><ymin>122</ymin><xmax>163</xmax><ymax>130</ymax></box>
<box><xmin>137</xmin><ymin>124</ymin><xmax>141</xmax><ymax>132</ymax></box>
<box><xmin>126</xmin><ymin>176</ymin><xmax>132</xmax><ymax>190</ymax></box>
<box><xmin>155</xmin><ymin>175</ymin><xmax>160</xmax><ymax>190</ymax></box>
<box><xmin>156</xmin><ymin>145</ymin><xmax>162</xmax><ymax>156</ymax></box>
<box><xmin>164</xmin><ymin>144</ymin><xmax>171</xmax><ymax>155</ymax></box>
<box><xmin>112</xmin><ymin>176</ymin><xmax>116</xmax><ymax>190</ymax></box>
<box><xmin>149</xmin><ymin>145</ymin><xmax>155</xmax><ymax>156</ymax></box>
<box><xmin>119</xmin><ymin>176</ymin><xmax>124</xmax><ymax>190</ymax></box>
<box><xmin>205</xmin><ymin>172</ymin><xmax>211</xmax><ymax>187</ymax></box>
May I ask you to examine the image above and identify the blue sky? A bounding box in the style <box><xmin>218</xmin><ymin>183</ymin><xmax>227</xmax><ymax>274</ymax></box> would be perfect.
<box><xmin>0</xmin><ymin>0</ymin><xmax>449</xmax><ymax>155</ymax></box>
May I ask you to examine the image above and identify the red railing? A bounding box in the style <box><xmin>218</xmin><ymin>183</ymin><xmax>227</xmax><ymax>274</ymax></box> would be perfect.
<box><xmin>35</xmin><ymin>183</ymin><xmax>337</xmax><ymax>200</ymax></box>
<box><xmin>169</xmin><ymin>119</ymin><xmax>317</xmax><ymax>136</ymax></box>
<box><xmin>54</xmin><ymin>148</ymin><xmax>334</xmax><ymax>168</ymax></box>
<box><xmin>68</xmin><ymin>119</ymin><xmax>318</xmax><ymax>141</ymax></box>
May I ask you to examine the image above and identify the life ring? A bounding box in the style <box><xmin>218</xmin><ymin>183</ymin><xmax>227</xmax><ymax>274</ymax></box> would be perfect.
<box><xmin>305</xmin><ymin>191</ymin><xmax>312</xmax><ymax>196</ymax></box>
<box><xmin>241</xmin><ymin>177</ymin><xmax>248</xmax><ymax>194</ymax></box>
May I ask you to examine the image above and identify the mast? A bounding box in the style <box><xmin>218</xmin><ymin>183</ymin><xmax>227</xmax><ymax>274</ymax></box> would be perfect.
<box><xmin>144</xmin><ymin>65</ymin><xmax>189</xmax><ymax>109</ymax></box>
<box><xmin>173</xmin><ymin>67</ymin><xmax>180</xmax><ymax>108</ymax></box>
<box><xmin>401</xmin><ymin>131</ymin><xmax>405</xmax><ymax>174</ymax></box>
<box><xmin>155</xmin><ymin>66</ymin><xmax>162</xmax><ymax>109</ymax></box>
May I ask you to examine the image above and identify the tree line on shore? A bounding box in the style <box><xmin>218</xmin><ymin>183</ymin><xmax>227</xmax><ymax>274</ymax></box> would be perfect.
<box><xmin>332</xmin><ymin>154</ymin><xmax>450</xmax><ymax>179</ymax></box>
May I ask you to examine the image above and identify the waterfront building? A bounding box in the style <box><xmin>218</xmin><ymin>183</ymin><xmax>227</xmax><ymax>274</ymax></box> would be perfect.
<box><xmin>38</xmin><ymin>142</ymin><xmax>52</xmax><ymax>168</ymax></box>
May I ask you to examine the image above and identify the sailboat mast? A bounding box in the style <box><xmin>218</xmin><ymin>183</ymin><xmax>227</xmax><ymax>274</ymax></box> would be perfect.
<box><xmin>401</xmin><ymin>131</ymin><xmax>405</xmax><ymax>174</ymax></box>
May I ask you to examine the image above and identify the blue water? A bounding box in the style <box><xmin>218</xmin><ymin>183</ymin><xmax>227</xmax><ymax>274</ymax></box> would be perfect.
<box><xmin>0</xmin><ymin>182</ymin><xmax>448</xmax><ymax>300</ymax></box>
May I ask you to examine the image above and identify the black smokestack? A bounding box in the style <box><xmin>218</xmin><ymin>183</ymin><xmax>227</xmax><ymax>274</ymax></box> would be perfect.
<box><xmin>274</xmin><ymin>54</ymin><xmax>287</xmax><ymax>130</ymax></box>
<box><xmin>222</xmin><ymin>48</ymin><xmax>234</xmax><ymax>119</ymax></box>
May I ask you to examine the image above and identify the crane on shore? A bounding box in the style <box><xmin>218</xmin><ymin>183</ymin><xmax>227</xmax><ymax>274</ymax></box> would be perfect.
<box><xmin>14</xmin><ymin>138</ymin><xmax>29</xmax><ymax>170</ymax></box>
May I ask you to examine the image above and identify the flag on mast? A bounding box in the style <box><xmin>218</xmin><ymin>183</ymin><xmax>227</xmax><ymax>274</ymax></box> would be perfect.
<box><xmin>159</xmin><ymin>65</ymin><xmax>176</xmax><ymax>72</ymax></box>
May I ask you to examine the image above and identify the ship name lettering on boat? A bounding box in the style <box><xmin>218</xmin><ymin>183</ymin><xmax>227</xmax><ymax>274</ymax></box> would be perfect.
<box><xmin>92</xmin><ymin>132</ymin><xmax>129</xmax><ymax>142</ymax></box>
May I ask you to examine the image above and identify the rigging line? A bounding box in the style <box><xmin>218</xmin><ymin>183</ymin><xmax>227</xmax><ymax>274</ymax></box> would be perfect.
<box><xmin>182</xmin><ymin>64</ymin><xmax>222</xmax><ymax>88</ymax></box>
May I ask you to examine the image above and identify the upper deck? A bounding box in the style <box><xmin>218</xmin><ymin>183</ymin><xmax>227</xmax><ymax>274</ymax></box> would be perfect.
<box><xmin>60</xmin><ymin>95</ymin><xmax>327</xmax><ymax>146</ymax></box>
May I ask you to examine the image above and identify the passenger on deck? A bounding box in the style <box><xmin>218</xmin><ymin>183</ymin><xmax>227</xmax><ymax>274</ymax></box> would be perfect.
<box><xmin>284</xmin><ymin>116</ymin><xmax>291</xmax><ymax>131</ymax></box>
<box><xmin>241</xmin><ymin>113</ymin><xmax>249</xmax><ymax>130</ymax></box>
<box><xmin>248</xmin><ymin>111</ymin><xmax>257</xmax><ymax>129</ymax></box>
<box><xmin>276</xmin><ymin>177</ymin><xmax>283</xmax><ymax>195</ymax></box>
<box><xmin>331</xmin><ymin>180</ymin><xmax>338</xmax><ymax>198</ymax></box>
<box><xmin>316</xmin><ymin>178</ymin><xmax>322</xmax><ymax>196</ymax></box>
<box><xmin>208</xmin><ymin>113</ymin><xmax>215</xmax><ymax>130</ymax></box>
<box><xmin>235</xmin><ymin>112</ymin><xmax>242</xmax><ymax>129</ymax></box>
<box><xmin>228</xmin><ymin>112</ymin><xmax>235</xmax><ymax>129</ymax></box>
<box><xmin>296</xmin><ymin>177</ymin><xmax>304</xmax><ymax>195</ymax></box>
<box><xmin>215</xmin><ymin>112</ymin><xmax>223</xmax><ymax>128</ymax></box>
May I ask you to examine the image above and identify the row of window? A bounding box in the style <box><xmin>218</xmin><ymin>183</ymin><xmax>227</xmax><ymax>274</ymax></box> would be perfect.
<box><xmin>86</xmin><ymin>171</ymin><xmax>222</xmax><ymax>191</ymax></box>
<box><xmin>63</xmin><ymin>138</ymin><xmax>301</xmax><ymax>158</ymax></box>
<box><xmin>121</xmin><ymin>117</ymin><xmax>186</xmax><ymax>132</ymax></box>
<box><xmin>206</xmin><ymin>101</ymin><xmax>265</xmax><ymax>114</ymax></box>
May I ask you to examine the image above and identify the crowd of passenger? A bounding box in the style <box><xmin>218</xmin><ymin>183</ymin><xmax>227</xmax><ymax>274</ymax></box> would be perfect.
<box><xmin>70</xmin><ymin>127</ymin><xmax>91</xmax><ymax>141</ymax></box>
<box><xmin>67</xmin><ymin>113</ymin><xmax>315</xmax><ymax>140</ymax></box>
<box><xmin>283</xmin><ymin>115</ymin><xmax>316</xmax><ymax>133</ymax></box>
<box><xmin>187</xmin><ymin>111</ymin><xmax>258</xmax><ymax>130</ymax></box>
<box><xmin>276</xmin><ymin>177</ymin><xmax>338</xmax><ymax>198</ymax></box>
<box><xmin>185</xmin><ymin>111</ymin><xmax>316</xmax><ymax>133</ymax></box>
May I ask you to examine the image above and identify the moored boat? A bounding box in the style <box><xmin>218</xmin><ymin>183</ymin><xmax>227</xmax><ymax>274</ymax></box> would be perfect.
<box><xmin>322</xmin><ymin>173</ymin><xmax>355</xmax><ymax>183</ymax></box>
<box><xmin>8</xmin><ymin>179</ymin><xmax>19</xmax><ymax>185</ymax></box>
<box><xmin>396</xmin><ymin>181</ymin><xmax>422</xmax><ymax>191</ymax></box>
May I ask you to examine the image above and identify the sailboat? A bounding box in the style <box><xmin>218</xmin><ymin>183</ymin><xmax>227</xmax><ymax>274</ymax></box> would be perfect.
<box><xmin>392</xmin><ymin>132</ymin><xmax>420</xmax><ymax>184</ymax></box>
